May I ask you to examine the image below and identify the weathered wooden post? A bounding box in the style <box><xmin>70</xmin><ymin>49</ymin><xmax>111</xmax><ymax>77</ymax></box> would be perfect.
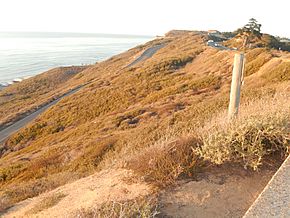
<box><xmin>228</xmin><ymin>53</ymin><xmax>245</xmax><ymax>119</ymax></box>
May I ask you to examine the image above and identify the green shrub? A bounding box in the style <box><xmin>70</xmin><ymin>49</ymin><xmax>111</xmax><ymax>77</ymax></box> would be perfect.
<box><xmin>198</xmin><ymin>95</ymin><xmax>290</xmax><ymax>169</ymax></box>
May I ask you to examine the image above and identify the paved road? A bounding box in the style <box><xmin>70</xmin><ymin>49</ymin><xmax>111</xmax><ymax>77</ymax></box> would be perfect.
<box><xmin>126</xmin><ymin>44</ymin><xmax>165</xmax><ymax>67</ymax></box>
<box><xmin>244</xmin><ymin>155</ymin><xmax>290</xmax><ymax>217</ymax></box>
<box><xmin>0</xmin><ymin>86</ymin><xmax>83</xmax><ymax>144</ymax></box>
<box><xmin>207</xmin><ymin>40</ymin><xmax>238</xmax><ymax>51</ymax></box>
<box><xmin>0</xmin><ymin>44</ymin><xmax>166</xmax><ymax>144</ymax></box>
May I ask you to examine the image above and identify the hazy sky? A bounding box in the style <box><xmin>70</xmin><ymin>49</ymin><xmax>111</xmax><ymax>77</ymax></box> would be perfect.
<box><xmin>0</xmin><ymin>0</ymin><xmax>289</xmax><ymax>37</ymax></box>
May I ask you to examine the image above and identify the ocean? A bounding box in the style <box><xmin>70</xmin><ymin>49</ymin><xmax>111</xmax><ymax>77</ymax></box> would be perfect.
<box><xmin>0</xmin><ymin>32</ymin><xmax>153</xmax><ymax>85</ymax></box>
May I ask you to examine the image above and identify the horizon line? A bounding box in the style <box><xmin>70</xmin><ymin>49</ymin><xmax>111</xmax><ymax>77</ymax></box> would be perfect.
<box><xmin>0</xmin><ymin>31</ymin><xmax>155</xmax><ymax>38</ymax></box>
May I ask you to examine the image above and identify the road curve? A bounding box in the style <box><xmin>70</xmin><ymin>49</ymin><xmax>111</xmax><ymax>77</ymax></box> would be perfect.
<box><xmin>126</xmin><ymin>44</ymin><xmax>165</xmax><ymax>68</ymax></box>
<box><xmin>0</xmin><ymin>86</ymin><xmax>83</xmax><ymax>144</ymax></box>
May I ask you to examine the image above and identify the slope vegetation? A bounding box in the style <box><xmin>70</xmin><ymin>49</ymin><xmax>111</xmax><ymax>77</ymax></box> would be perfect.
<box><xmin>0</xmin><ymin>66</ymin><xmax>88</xmax><ymax>129</ymax></box>
<box><xmin>0</xmin><ymin>30</ymin><xmax>289</xmax><ymax>214</ymax></box>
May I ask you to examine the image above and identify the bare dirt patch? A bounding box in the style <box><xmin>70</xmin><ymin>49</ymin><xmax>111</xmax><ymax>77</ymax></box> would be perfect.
<box><xmin>2</xmin><ymin>169</ymin><xmax>153</xmax><ymax>218</ymax></box>
<box><xmin>158</xmin><ymin>165</ymin><xmax>279</xmax><ymax>218</ymax></box>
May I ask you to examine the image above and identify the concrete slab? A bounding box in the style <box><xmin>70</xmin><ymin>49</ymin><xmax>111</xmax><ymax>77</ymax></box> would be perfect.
<box><xmin>244</xmin><ymin>155</ymin><xmax>290</xmax><ymax>218</ymax></box>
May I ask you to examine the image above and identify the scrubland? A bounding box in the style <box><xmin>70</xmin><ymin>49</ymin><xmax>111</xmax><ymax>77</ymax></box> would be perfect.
<box><xmin>0</xmin><ymin>31</ymin><xmax>289</xmax><ymax>216</ymax></box>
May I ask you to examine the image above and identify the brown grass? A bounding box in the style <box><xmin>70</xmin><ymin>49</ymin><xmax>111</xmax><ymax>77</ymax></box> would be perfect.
<box><xmin>0</xmin><ymin>30</ymin><xmax>289</xmax><ymax>212</ymax></box>
<box><xmin>245</xmin><ymin>49</ymin><xmax>272</xmax><ymax>76</ymax></box>
<box><xmin>262</xmin><ymin>61</ymin><xmax>290</xmax><ymax>82</ymax></box>
<box><xmin>127</xmin><ymin>136</ymin><xmax>202</xmax><ymax>186</ymax></box>
<box><xmin>26</xmin><ymin>192</ymin><xmax>67</xmax><ymax>215</ymax></box>
<box><xmin>126</xmin><ymin>94</ymin><xmax>289</xmax><ymax>186</ymax></box>
<box><xmin>0</xmin><ymin>172</ymin><xmax>81</xmax><ymax>212</ymax></box>
<box><xmin>74</xmin><ymin>197</ymin><xmax>159</xmax><ymax>218</ymax></box>
<box><xmin>0</xmin><ymin>66</ymin><xmax>88</xmax><ymax>128</ymax></box>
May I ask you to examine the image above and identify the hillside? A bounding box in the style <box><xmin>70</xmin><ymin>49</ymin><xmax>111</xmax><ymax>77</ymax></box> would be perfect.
<box><xmin>0</xmin><ymin>66</ymin><xmax>88</xmax><ymax>129</ymax></box>
<box><xmin>0</xmin><ymin>30</ymin><xmax>289</xmax><ymax>216</ymax></box>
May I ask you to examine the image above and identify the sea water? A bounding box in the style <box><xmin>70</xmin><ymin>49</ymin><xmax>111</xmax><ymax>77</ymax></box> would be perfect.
<box><xmin>0</xmin><ymin>32</ymin><xmax>153</xmax><ymax>85</ymax></box>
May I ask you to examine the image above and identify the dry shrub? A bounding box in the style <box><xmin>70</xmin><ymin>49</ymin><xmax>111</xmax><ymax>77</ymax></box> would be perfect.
<box><xmin>74</xmin><ymin>197</ymin><xmax>159</xmax><ymax>218</ymax></box>
<box><xmin>127</xmin><ymin>136</ymin><xmax>201</xmax><ymax>186</ymax></box>
<box><xmin>198</xmin><ymin>94</ymin><xmax>290</xmax><ymax>170</ymax></box>
<box><xmin>262</xmin><ymin>62</ymin><xmax>290</xmax><ymax>82</ymax></box>
<box><xmin>0</xmin><ymin>66</ymin><xmax>87</xmax><ymax>127</ymax></box>
<box><xmin>1</xmin><ymin>31</ymin><xmax>289</xmax><ymax>211</ymax></box>
<box><xmin>0</xmin><ymin>172</ymin><xmax>81</xmax><ymax>213</ymax></box>
<box><xmin>245</xmin><ymin>52</ymin><xmax>272</xmax><ymax>76</ymax></box>
<box><xmin>0</xmin><ymin>163</ymin><xmax>25</xmax><ymax>183</ymax></box>
<box><xmin>26</xmin><ymin>192</ymin><xmax>67</xmax><ymax>215</ymax></box>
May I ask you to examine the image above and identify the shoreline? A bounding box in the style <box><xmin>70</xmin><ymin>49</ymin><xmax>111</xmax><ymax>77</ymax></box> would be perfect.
<box><xmin>0</xmin><ymin>40</ymin><xmax>163</xmax><ymax>143</ymax></box>
<box><xmin>0</xmin><ymin>33</ymin><xmax>154</xmax><ymax>87</ymax></box>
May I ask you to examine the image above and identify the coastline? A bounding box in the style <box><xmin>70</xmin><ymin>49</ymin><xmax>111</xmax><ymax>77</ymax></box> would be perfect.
<box><xmin>0</xmin><ymin>32</ymin><xmax>154</xmax><ymax>86</ymax></box>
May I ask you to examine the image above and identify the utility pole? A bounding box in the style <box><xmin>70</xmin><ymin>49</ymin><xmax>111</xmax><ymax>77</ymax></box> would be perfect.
<box><xmin>228</xmin><ymin>53</ymin><xmax>245</xmax><ymax>120</ymax></box>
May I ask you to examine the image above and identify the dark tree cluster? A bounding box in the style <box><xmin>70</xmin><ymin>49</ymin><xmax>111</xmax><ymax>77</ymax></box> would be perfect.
<box><xmin>243</xmin><ymin>18</ymin><xmax>262</xmax><ymax>38</ymax></box>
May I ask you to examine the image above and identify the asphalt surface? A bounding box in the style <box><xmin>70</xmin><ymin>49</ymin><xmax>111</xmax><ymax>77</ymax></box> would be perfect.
<box><xmin>126</xmin><ymin>44</ymin><xmax>165</xmax><ymax>67</ymax></box>
<box><xmin>0</xmin><ymin>86</ymin><xmax>83</xmax><ymax>144</ymax></box>
<box><xmin>244</xmin><ymin>155</ymin><xmax>290</xmax><ymax>217</ymax></box>
<box><xmin>207</xmin><ymin>42</ymin><xmax>236</xmax><ymax>51</ymax></box>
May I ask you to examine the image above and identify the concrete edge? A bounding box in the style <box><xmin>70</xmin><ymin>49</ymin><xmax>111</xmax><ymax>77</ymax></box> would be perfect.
<box><xmin>243</xmin><ymin>154</ymin><xmax>290</xmax><ymax>218</ymax></box>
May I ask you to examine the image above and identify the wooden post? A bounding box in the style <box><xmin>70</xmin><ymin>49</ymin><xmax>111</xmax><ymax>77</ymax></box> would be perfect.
<box><xmin>228</xmin><ymin>53</ymin><xmax>245</xmax><ymax>119</ymax></box>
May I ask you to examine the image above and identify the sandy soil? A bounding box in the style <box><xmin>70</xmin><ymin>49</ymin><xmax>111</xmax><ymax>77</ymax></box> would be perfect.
<box><xmin>3</xmin><ymin>169</ymin><xmax>152</xmax><ymax>218</ymax></box>
<box><xmin>2</xmin><ymin>165</ymin><xmax>278</xmax><ymax>218</ymax></box>
<box><xmin>159</xmin><ymin>165</ymin><xmax>276</xmax><ymax>218</ymax></box>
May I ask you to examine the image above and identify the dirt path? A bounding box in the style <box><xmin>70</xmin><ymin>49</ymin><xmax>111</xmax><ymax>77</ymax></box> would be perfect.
<box><xmin>159</xmin><ymin>166</ymin><xmax>277</xmax><ymax>218</ymax></box>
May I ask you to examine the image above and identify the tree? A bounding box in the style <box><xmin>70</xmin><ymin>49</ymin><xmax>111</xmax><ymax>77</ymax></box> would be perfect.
<box><xmin>243</xmin><ymin>18</ymin><xmax>262</xmax><ymax>38</ymax></box>
<box><xmin>241</xmin><ymin>18</ymin><xmax>262</xmax><ymax>48</ymax></box>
